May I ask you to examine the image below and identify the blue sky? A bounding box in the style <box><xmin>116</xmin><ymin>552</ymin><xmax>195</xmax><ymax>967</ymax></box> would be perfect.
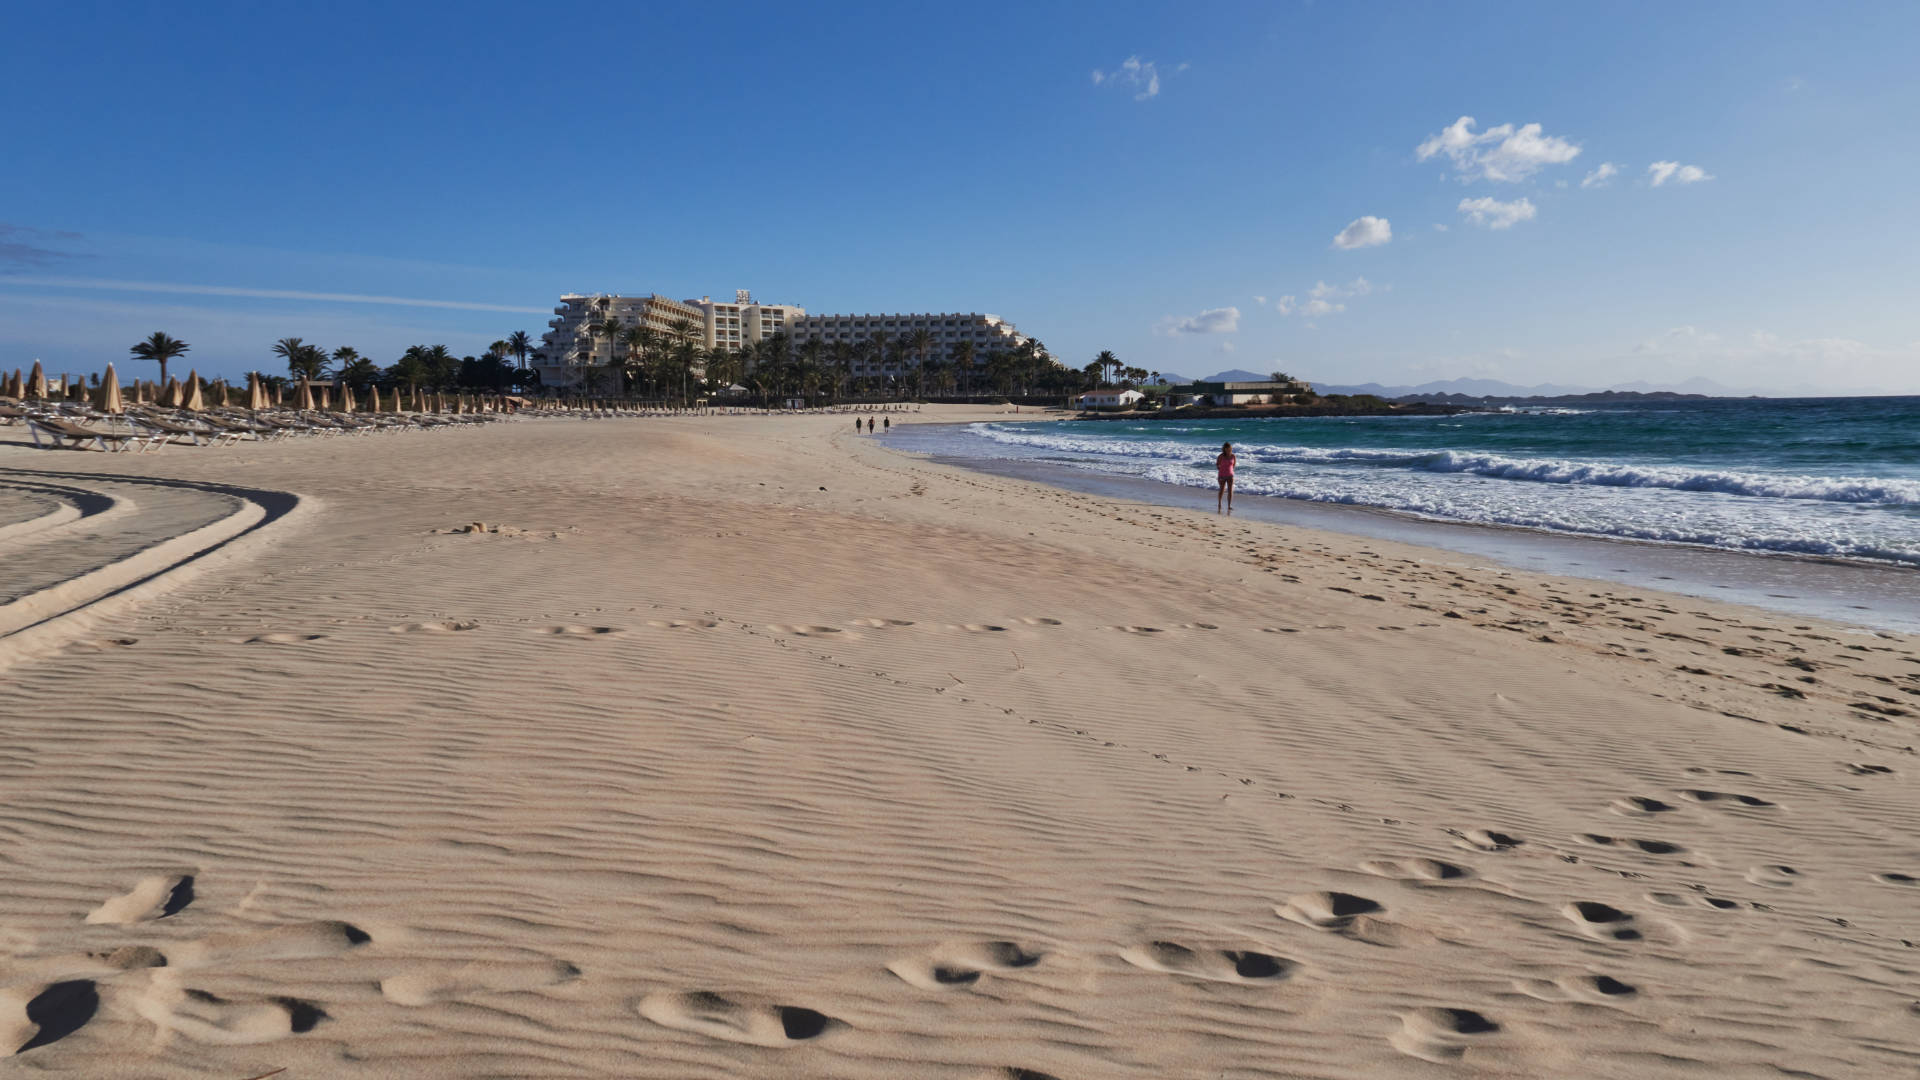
<box><xmin>2</xmin><ymin>1</ymin><xmax>1915</xmax><ymax>394</ymax></box>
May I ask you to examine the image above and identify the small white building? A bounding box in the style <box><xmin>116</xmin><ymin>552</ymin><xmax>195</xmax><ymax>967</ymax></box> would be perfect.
<box><xmin>1075</xmin><ymin>388</ymin><xmax>1145</xmax><ymax>409</ymax></box>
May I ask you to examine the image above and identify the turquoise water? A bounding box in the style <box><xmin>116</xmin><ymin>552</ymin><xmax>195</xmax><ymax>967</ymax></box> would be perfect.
<box><xmin>942</xmin><ymin>397</ymin><xmax>1920</xmax><ymax>566</ymax></box>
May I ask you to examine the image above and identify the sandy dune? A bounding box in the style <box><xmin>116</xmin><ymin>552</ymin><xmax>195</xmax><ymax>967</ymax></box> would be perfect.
<box><xmin>1</xmin><ymin>408</ymin><xmax>1917</xmax><ymax>1078</ymax></box>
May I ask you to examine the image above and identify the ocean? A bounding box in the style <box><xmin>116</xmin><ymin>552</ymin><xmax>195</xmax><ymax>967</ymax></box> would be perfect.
<box><xmin>920</xmin><ymin>397</ymin><xmax>1920</xmax><ymax>568</ymax></box>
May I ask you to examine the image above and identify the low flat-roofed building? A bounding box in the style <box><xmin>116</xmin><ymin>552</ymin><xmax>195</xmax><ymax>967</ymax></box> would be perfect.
<box><xmin>1172</xmin><ymin>379</ymin><xmax>1311</xmax><ymax>406</ymax></box>
<box><xmin>1075</xmin><ymin>388</ymin><xmax>1146</xmax><ymax>409</ymax></box>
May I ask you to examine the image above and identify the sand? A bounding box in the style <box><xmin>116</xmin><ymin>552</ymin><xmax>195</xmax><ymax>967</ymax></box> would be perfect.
<box><xmin>1</xmin><ymin>406</ymin><xmax>1917</xmax><ymax>1078</ymax></box>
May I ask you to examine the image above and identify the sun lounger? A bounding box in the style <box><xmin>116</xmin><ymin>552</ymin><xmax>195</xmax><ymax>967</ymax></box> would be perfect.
<box><xmin>197</xmin><ymin>414</ymin><xmax>268</xmax><ymax>442</ymax></box>
<box><xmin>26</xmin><ymin>417</ymin><xmax>164</xmax><ymax>452</ymax></box>
<box><xmin>130</xmin><ymin>415</ymin><xmax>229</xmax><ymax>447</ymax></box>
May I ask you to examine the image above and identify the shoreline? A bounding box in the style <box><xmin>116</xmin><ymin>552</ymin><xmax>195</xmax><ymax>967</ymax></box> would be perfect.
<box><xmin>887</xmin><ymin>419</ymin><xmax>1920</xmax><ymax>633</ymax></box>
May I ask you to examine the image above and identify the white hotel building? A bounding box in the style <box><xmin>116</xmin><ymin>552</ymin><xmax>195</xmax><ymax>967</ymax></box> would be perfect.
<box><xmin>536</xmin><ymin>290</ymin><xmax>803</xmax><ymax>389</ymax></box>
<box><xmin>784</xmin><ymin>311</ymin><xmax>1037</xmax><ymax>380</ymax></box>
<box><xmin>536</xmin><ymin>289</ymin><xmax>1039</xmax><ymax>390</ymax></box>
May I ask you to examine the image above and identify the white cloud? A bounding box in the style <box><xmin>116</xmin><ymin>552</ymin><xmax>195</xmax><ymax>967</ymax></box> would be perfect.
<box><xmin>1416</xmin><ymin>116</ymin><xmax>1580</xmax><ymax>182</ymax></box>
<box><xmin>1163</xmin><ymin>306</ymin><xmax>1240</xmax><ymax>334</ymax></box>
<box><xmin>1311</xmin><ymin>277</ymin><xmax>1372</xmax><ymax>300</ymax></box>
<box><xmin>1432</xmin><ymin>223</ymin><xmax>1449</xmax><ymax>232</ymax></box>
<box><xmin>1252</xmin><ymin>295</ymin><xmax>1268</xmax><ymax>307</ymax></box>
<box><xmin>1457</xmin><ymin>196</ymin><xmax>1537</xmax><ymax>230</ymax></box>
<box><xmin>1219</xmin><ymin>341</ymin><xmax>1236</xmax><ymax>353</ymax></box>
<box><xmin>1648</xmin><ymin>161</ymin><xmax>1713</xmax><ymax>186</ymax></box>
<box><xmin>1580</xmin><ymin>162</ymin><xmax>1619</xmax><ymax>188</ymax></box>
<box><xmin>1092</xmin><ymin>56</ymin><xmax>1161</xmax><ymax>100</ymax></box>
<box><xmin>1264</xmin><ymin>278</ymin><xmax>1374</xmax><ymax>320</ymax></box>
<box><xmin>1332</xmin><ymin>215</ymin><xmax>1392</xmax><ymax>250</ymax></box>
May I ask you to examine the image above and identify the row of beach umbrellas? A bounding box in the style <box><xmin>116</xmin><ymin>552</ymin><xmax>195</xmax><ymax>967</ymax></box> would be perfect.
<box><xmin>2</xmin><ymin>360</ymin><xmax>509</xmax><ymax>415</ymax></box>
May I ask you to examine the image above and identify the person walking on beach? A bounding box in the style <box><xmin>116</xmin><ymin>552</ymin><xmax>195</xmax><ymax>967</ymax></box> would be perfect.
<box><xmin>883</xmin><ymin>417</ymin><xmax>890</xmax><ymax>433</ymax></box>
<box><xmin>1216</xmin><ymin>442</ymin><xmax>1236</xmax><ymax>513</ymax></box>
<box><xmin>867</xmin><ymin>417</ymin><xmax>874</xmax><ymax>433</ymax></box>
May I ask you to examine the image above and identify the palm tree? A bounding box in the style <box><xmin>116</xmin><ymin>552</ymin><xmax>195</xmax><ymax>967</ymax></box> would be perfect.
<box><xmin>700</xmin><ymin>346</ymin><xmax>738</xmax><ymax>397</ymax></box>
<box><xmin>507</xmin><ymin>330</ymin><xmax>533</xmax><ymax>370</ymax></box>
<box><xmin>867</xmin><ymin>331</ymin><xmax>891</xmax><ymax>393</ymax></box>
<box><xmin>948</xmin><ymin>340</ymin><xmax>977</xmax><ymax>397</ymax></box>
<box><xmin>275</xmin><ymin>338</ymin><xmax>328</xmax><ymax>381</ymax></box>
<box><xmin>906</xmin><ymin>328</ymin><xmax>936</xmax><ymax>391</ymax></box>
<box><xmin>1093</xmin><ymin>350</ymin><xmax>1119</xmax><ymax>386</ymax></box>
<box><xmin>797</xmin><ymin>339</ymin><xmax>827</xmax><ymax>402</ymax></box>
<box><xmin>828</xmin><ymin>342</ymin><xmax>856</xmax><ymax>399</ymax></box>
<box><xmin>130</xmin><ymin>332</ymin><xmax>189</xmax><ymax>385</ymax></box>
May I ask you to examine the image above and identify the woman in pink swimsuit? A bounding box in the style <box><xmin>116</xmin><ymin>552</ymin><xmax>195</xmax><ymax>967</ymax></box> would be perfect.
<box><xmin>1216</xmin><ymin>442</ymin><xmax>1236</xmax><ymax>513</ymax></box>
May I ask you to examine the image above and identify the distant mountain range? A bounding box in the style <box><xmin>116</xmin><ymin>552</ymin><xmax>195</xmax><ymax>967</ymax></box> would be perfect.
<box><xmin>1147</xmin><ymin>371</ymin><xmax>1774</xmax><ymax>399</ymax></box>
<box><xmin>1305</xmin><ymin>376</ymin><xmax>1746</xmax><ymax>399</ymax></box>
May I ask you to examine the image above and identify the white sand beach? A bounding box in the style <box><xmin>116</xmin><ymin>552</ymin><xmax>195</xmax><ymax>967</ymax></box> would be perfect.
<box><xmin>2</xmin><ymin>407</ymin><xmax>1917</xmax><ymax>1078</ymax></box>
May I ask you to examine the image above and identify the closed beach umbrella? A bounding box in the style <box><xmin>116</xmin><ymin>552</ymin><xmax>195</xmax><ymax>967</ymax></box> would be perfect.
<box><xmin>247</xmin><ymin>373</ymin><xmax>267</xmax><ymax>411</ymax></box>
<box><xmin>340</xmin><ymin>383</ymin><xmax>356</xmax><ymax>413</ymax></box>
<box><xmin>182</xmin><ymin>370</ymin><xmax>205</xmax><ymax>411</ymax></box>
<box><xmin>3</xmin><ymin>370</ymin><xmax>17</xmax><ymax>398</ymax></box>
<box><xmin>208</xmin><ymin>379</ymin><xmax>226</xmax><ymax>406</ymax></box>
<box><xmin>94</xmin><ymin>364</ymin><xmax>124</xmax><ymax>414</ymax></box>
<box><xmin>162</xmin><ymin>377</ymin><xmax>183</xmax><ymax>408</ymax></box>
<box><xmin>26</xmin><ymin>360</ymin><xmax>47</xmax><ymax>400</ymax></box>
<box><xmin>316</xmin><ymin>383</ymin><xmax>330</xmax><ymax>411</ymax></box>
<box><xmin>366</xmin><ymin>384</ymin><xmax>383</xmax><ymax>412</ymax></box>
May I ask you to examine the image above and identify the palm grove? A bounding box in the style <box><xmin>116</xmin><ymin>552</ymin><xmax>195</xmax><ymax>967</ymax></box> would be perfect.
<box><xmin>126</xmin><ymin>320</ymin><xmax>1141</xmax><ymax>405</ymax></box>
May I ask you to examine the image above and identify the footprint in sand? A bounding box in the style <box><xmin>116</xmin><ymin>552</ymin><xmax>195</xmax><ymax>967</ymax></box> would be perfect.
<box><xmin>168</xmin><ymin>920</ymin><xmax>370</xmax><ymax>971</ymax></box>
<box><xmin>132</xmin><ymin>975</ymin><xmax>325</xmax><ymax>1046</ymax></box>
<box><xmin>1610</xmin><ymin>796</ymin><xmax>1678</xmax><ymax>816</ymax></box>
<box><xmin>1013</xmin><ymin>617</ymin><xmax>1063</xmax><ymax>627</ymax></box>
<box><xmin>646</xmin><ymin>618</ymin><xmax>719</xmax><ymax>629</ymax></box>
<box><xmin>1514</xmin><ymin>973</ymin><xmax>1637</xmax><ymax>1003</ymax></box>
<box><xmin>1456</xmin><ymin>829</ymin><xmax>1524</xmax><ymax>852</ymax></box>
<box><xmin>540</xmin><ymin>625</ymin><xmax>622</xmax><ymax>637</ymax></box>
<box><xmin>1360</xmin><ymin>857</ymin><xmax>1474</xmax><ymax>883</ymax></box>
<box><xmin>1562</xmin><ymin>901</ymin><xmax>1642</xmax><ymax>941</ymax></box>
<box><xmin>1682</xmin><ymin>789</ymin><xmax>1777</xmax><ymax>809</ymax></box>
<box><xmin>74</xmin><ymin>637</ymin><xmax>139</xmax><ymax>650</ymax></box>
<box><xmin>1389</xmin><ymin>1006</ymin><xmax>1501</xmax><ymax>1063</ymax></box>
<box><xmin>1648</xmin><ymin>891</ymin><xmax>1746</xmax><ymax>911</ymax></box>
<box><xmin>1105</xmin><ymin>625</ymin><xmax>1163</xmax><ymax>634</ymax></box>
<box><xmin>1</xmin><ymin>980</ymin><xmax>98</xmax><ymax>1057</ymax></box>
<box><xmin>886</xmin><ymin>941</ymin><xmax>1043</xmax><ymax>991</ymax></box>
<box><xmin>86</xmin><ymin>874</ymin><xmax>195</xmax><ymax>925</ymax></box>
<box><xmin>849</xmin><ymin>618</ymin><xmax>914</xmax><ymax>628</ymax></box>
<box><xmin>238</xmin><ymin>633</ymin><xmax>326</xmax><ymax>645</ymax></box>
<box><xmin>1745</xmin><ymin>864</ymin><xmax>1800</xmax><ymax>888</ymax></box>
<box><xmin>1118</xmin><ymin>941</ymin><xmax>1296</xmax><ymax>984</ymax></box>
<box><xmin>390</xmin><ymin>620</ymin><xmax>480</xmax><ymax>633</ymax></box>
<box><xmin>766</xmin><ymin>624</ymin><xmax>848</xmax><ymax>637</ymax></box>
<box><xmin>1176</xmin><ymin>622</ymin><xmax>1220</xmax><ymax>630</ymax></box>
<box><xmin>1275</xmin><ymin>891</ymin><xmax>1424</xmax><ymax>946</ymax></box>
<box><xmin>1873</xmin><ymin>872</ymin><xmax>1919</xmax><ymax>886</ymax></box>
<box><xmin>636</xmin><ymin>991</ymin><xmax>840</xmax><ymax>1047</ymax></box>
<box><xmin>1847</xmin><ymin>763</ymin><xmax>1895</xmax><ymax>777</ymax></box>
<box><xmin>381</xmin><ymin>958</ymin><xmax>580</xmax><ymax>1006</ymax></box>
<box><xmin>1577</xmin><ymin>834</ymin><xmax>1686</xmax><ymax>856</ymax></box>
